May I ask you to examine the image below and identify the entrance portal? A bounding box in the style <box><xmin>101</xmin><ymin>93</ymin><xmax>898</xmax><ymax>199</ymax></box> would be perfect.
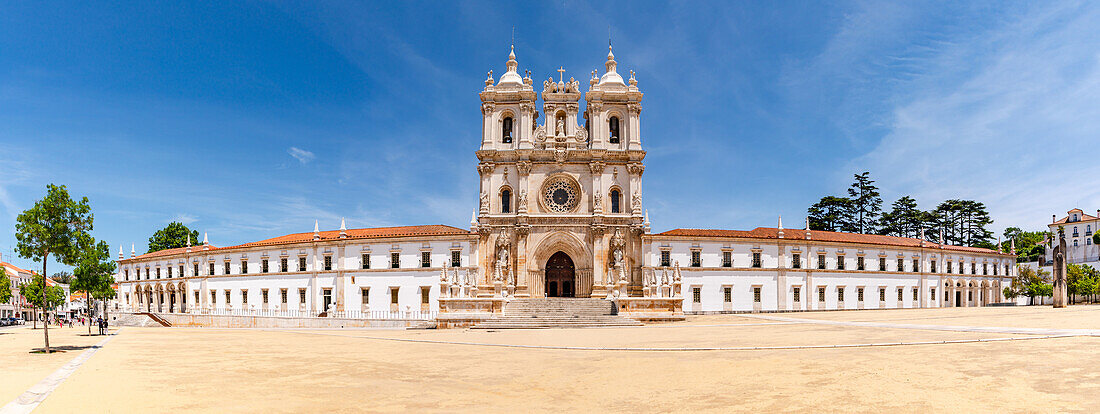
<box><xmin>955</xmin><ymin>291</ymin><xmax>962</xmax><ymax>307</ymax></box>
<box><xmin>545</xmin><ymin>251</ymin><xmax>576</xmax><ymax>297</ymax></box>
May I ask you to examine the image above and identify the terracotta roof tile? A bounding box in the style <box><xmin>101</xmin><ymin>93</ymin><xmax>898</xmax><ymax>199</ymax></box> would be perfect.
<box><xmin>656</xmin><ymin>227</ymin><xmax>1010</xmax><ymax>256</ymax></box>
<box><xmin>1</xmin><ymin>262</ymin><xmax>36</xmax><ymax>275</ymax></box>
<box><xmin>121</xmin><ymin>225</ymin><xmax>472</xmax><ymax>262</ymax></box>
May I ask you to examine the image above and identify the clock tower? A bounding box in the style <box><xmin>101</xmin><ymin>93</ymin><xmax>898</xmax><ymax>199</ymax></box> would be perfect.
<box><xmin>473</xmin><ymin>45</ymin><xmax>648</xmax><ymax>298</ymax></box>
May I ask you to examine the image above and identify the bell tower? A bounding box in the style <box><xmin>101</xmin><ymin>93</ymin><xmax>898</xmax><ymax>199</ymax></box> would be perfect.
<box><xmin>479</xmin><ymin>45</ymin><xmax>537</xmax><ymax>152</ymax></box>
<box><xmin>585</xmin><ymin>45</ymin><xmax>643</xmax><ymax>152</ymax></box>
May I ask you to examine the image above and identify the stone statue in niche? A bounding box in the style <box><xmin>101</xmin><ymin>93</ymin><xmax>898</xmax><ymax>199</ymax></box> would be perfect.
<box><xmin>556</xmin><ymin>118</ymin><xmax>566</xmax><ymax>136</ymax></box>
<box><xmin>517</xmin><ymin>190</ymin><xmax>528</xmax><ymax>213</ymax></box>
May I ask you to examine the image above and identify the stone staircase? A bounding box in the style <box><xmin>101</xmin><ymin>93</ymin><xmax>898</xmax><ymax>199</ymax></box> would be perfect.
<box><xmin>471</xmin><ymin>298</ymin><xmax>643</xmax><ymax>329</ymax></box>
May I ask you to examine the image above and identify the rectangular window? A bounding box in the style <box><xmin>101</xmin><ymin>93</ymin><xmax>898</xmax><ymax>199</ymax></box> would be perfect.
<box><xmin>362</xmin><ymin>254</ymin><xmax>371</xmax><ymax>269</ymax></box>
<box><xmin>262</xmin><ymin>289</ymin><xmax>269</xmax><ymax>304</ymax></box>
<box><xmin>753</xmin><ymin>287</ymin><xmax>762</xmax><ymax>303</ymax></box>
<box><xmin>193</xmin><ymin>291</ymin><xmax>199</xmax><ymax>303</ymax></box>
<box><xmin>931</xmin><ymin>260</ymin><xmax>937</xmax><ymax>273</ymax></box>
<box><xmin>361</xmin><ymin>287</ymin><xmax>369</xmax><ymax>304</ymax></box>
<box><xmin>691</xmin><ymin>251</ymin><xmax>701</xmax><ymax>267</ymax></box>
<box><xmin>723</xmin><ymin>287</ymin><xmax>732</xmax><ymax>303</ymax></box>
<box><xmin>156</xmin><ymin>267</ymin><xmax>161</xmax><ymax>279</ymax></box>
<box><xmin>210</xmin><ymin>291</ymin><xmax>216</xmax><ymax>304</ymax></box>
<box><xmin>124</xmin><ymin>269</ymin><xmax>129</xmax><ymax>280</ymax></box>
<box><xmin>280</xmin><ymin>258</ymin><xmax>288</xmax><ymax>272</ymax></box>
<box><xmin>897</xmin><ymin>288</ymin><xmax>903</xmax><ymax>301</ymax></box>
<box><xmin>931</xmin><ymin>288</ymin><xmax>937</xmax><ymax>301</ymax></box>
<box><xmin>837</xmin><ymin>256</ymin><xmax>845</xmax><ymax>270</ymax></box>
<box><xmin>224</xmin><ymin>262</ymin><xmax>231</xmax><ymax>275</ymax></box>
<box><xmin>879</xmin><ymin>257</ymin><xmax>887</xmax><ymax>271</ymax></box>
<box><xmin>421</xmin><ymin>251</ymin><xmax>431</xmax><ymax>268</ymax></box>
<box><xmin>661</xmin><ymin>251</ymin><xmax>671</xmax><ymax>267</ymax></box>
<box><xmin>912</xmin><ymin>259</ymin><xmax>919</xmax><ymax>273</ymax></box>
<box><xmin>912</xmin><ymin>288</ymin><xmax>918</xmax><ymax>301</ymax></box>
<box><xmin>391</xmin><ymin>253</ymin><xmax>400</xmax><ymax>269</ymax></box>
<box><xmin>451</xmin><ymin>251</ymin><xmax>461</xmax><ymax>267</ymax></box>
<box><xmin>752</xmin><ymin>252</ymin><xmax>761</xmax><ymax>268</ymax></box>
<box><xmin>838</xmin><ymin>287</ymin><xmax>845</xmax><ymax>302</ymax></box>
<box><xmin>898</xmin><ymin>259</ymin><xmax>905</xmax><ymax>272</ymax></box>
<box><xmin>298</xmin><ymin>257</ymin><xmax>307</xmax><ymax>272</ymax></box>
<box><xmin>857</xmin><ymin>287</ymin><xmax>864</xmax><ymax>302</ymax></box>
<box><xmin>857</xmin><ymin>257</ymin><xmax>865</xmax><ymax>271</ymax></box>
<box><xmin>390</xmin><ymin>287</ymin><xmax>399</xmax><ymax>304</ymax></box>
<box><xmin>793</xmin><ymin>286</ymin><xmax>801</xmax><ymax>302</ymax></box>
<box><xmin>224</xmin><ymin>290</ymin><xmax>231</xmax><ymax>304</ymax></box>
<box><xmin>299</xmin><ymin>288</ymin><xmax>306</xmax><ymax>304</ymax></box>
<box><xmin>280</xmin><ymin>288</ymin><xmax>288</xmax><ymax>304</ymax></box>
<box><xmin>983</xmin><ymin>263</ymin><xmax>988</xmax><ymax>275</ymax></box>
<box><xmin>241</xmin><ymin>289</ymin><xmax>248</xmax><ymax>304</ymax></box>
<box><xmin>947</xmin><ymin>262</ymin><xmax>953</xmax><ymax>273</ymax></box>
<box><xmin>262</xmin><ymin>259</ymin><xmax>269</xmax><ymax>273</ymax></box>
<box><xmin>722</xmin><ymin>251</ymin><xmax>732</xmax><ymax>267</ymax></box>
<box><xmin>993</xmin><ymin>265</ymin><xmax>998</xmax><ymax>276</ymax></box>
<box><xmin>818</xmin><ymin>287</ymin><xmax>826</xmax><ymax>302</ymax></box>
<box><xmin>193</xmin><ymin>264</ymin><xmax>199</xmax><ymax>277</ymax></box>
<box><xmin>324</xmin><ymin>256</ymin><xmax>332</xmax><ymax>271</ymax></box>
<box><xmin>209</xmin><ymin>263</ymin><xmax>215</xmax><ymax>276</ymax></box>
<box><xmin>241</xmin><ymin>260</ymin><xmax>248</xmax><ymax>274</ymax></box>
<box><xmin>971</xmin><ymin>263</ymin><xmax>976</xmax><ymax>274</ymax></box>
<box><xmin>792</xmin><ymin>253</ymin><xmax>801</xmax><ymax>269</ymax></box>
<box><xmin>879</xmin><ymin>288</ymin><xmax>885</xmax><ymax>302</ymax></box>
<box><xmin>421</xmin><ymin>287</ymin><xmax>430</xmax><ymax>304</ymax></box>
<box><xmin>167</xmin><ymin>266</ymin><xmax>172</xmax><ymax>278</ymax></box>
<box><xmin>817</xmin><ymin>254</ymin><xmax>826</xmax><ymax>270</ymax></box>
<box><xmin>692</xmin><ymin>287</ymin><xmax>701</xmax><ymax>303</ymax></box>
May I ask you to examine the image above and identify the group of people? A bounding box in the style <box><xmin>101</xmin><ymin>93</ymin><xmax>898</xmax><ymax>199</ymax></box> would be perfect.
<box><xmin>94</xmin><ymin>317</ymin><xmax>109</xmax><ymax>335</ymax></box>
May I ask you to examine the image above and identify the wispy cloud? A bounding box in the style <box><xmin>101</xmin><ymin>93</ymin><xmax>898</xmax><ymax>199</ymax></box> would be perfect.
<box><xmin>170</xmin><ymin>213</ymin><xmax>198</xmax><ymax>225</ymax></box>
<box><xmin>287</xmin><ymin>147</ymin><xmax>315</xmax><ymax>164</ymax></box>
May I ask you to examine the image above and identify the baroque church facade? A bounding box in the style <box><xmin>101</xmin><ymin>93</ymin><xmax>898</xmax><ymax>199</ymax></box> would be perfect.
<box><xmin>111</xmin><ymin>46</ymin><xmax>1019</xmax><ymax>326</ymax></box>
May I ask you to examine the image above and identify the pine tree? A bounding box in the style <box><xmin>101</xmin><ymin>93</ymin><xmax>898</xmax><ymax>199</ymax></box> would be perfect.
<box><xmin>847</xmin><ymin>172</ymin><xmax>882</xmax><ymax>234</ymax></box>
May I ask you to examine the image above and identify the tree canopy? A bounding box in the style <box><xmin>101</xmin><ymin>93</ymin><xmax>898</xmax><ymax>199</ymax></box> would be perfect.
<box><xmin>20</xmin><ymin>274</ymin><xmax>66</xmax><ymax>310</ymax></box>
<box><xmin>147</xmin><ymin>222</ymin><xmax>200</xmax><ymax>253</ymax></box>
<box><xmin>0</xmin><ymin>267</ymin><xmax>11</xmax><ymax>304</ymax></box>
<box><xmin>808</xmin><ymin>196</ymin><xmax>855</xmax><ymax>232</ymax></box>
<box><xmin>50</xmin><ymin>271</ymin><xmax>73</xmax><ymax>285</ymax></box>
<box><xmin>15</xmin><ymin>184</ymin><xmax>94</xmax><ymax>353</ymax></box>
<box><xmin>847</xmin><ymin>172</ymin><xmax>882</xmax><ymax>234</ymax></box>
<box><xmin>73</xmin><ymin>240</ymin><xmax>117</xmax><ymax>301</ymax></box>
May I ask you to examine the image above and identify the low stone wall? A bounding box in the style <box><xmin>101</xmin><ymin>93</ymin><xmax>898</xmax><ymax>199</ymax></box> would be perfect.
<box><xmin>114</xmin><ymin>312</ymin><xmax>432</xmax><ymax>329</ymax></box>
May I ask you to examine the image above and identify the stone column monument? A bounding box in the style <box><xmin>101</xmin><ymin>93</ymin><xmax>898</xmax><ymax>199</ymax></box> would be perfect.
<box><xmin>1053</xmin><ymin>237</ymin><xmax>1068</xmax><ymax>308</ymax></box>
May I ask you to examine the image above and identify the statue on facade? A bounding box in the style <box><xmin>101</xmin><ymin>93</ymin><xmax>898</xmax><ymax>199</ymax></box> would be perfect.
<box><xmin>479</xmin><ymin>192</ymin><xmax>489</xmax><ymax>214</ymax></box>
<box><xmin>593</xmin><ymin>190</ymin><xmax>602</xmax><ymax>211</ymax></box>
<box><xmin>517</xmin><ymin>190</ymin><xmax>528</xmax><ymax>213</ymax></box>
<box><xmin>556</xmin><ymin>118</ymin><xmax>566</xmax><ymax>136</ymax></box>
<box><xmin>632</xmin><ymin>192</ymin><xmax>643</xmax><ymax>215</ymax></box>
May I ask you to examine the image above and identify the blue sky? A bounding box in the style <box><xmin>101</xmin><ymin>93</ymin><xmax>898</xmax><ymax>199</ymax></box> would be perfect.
<box><xmin>1</xmin><ymin>1</ymin><xmax>1098</xmax><ymax>272</ymax></box>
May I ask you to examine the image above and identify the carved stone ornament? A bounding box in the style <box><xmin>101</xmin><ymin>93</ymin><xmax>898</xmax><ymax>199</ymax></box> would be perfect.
<box><xmin>517</xmin><ymin>161</ymin><xmax>532</xmax><ymax>175</ymax></box>
<box><xmin>589</xmin><ymin>161</ymin><xmax>605</xmax><ymax>174</ymax></box>
<box><xmin>631</xmin><ymin>192</ymin><xmax>643</xmax><ymax>214</ymax></box>
<box><xmin>593</xmin><ymin>190</ymin><xmax>602</xmax><ymax>210</ymax></box>
<box><xmin>628</xmin><ymin>163</ymin><xmax>645</xmax><ymax>175</ymax></box>
<box><xmin>481</xmin><ymin>103</ymin><xmax>494</xmax><ymax>115</ymax></box>
<box><xmin>517</xmin><ymin>190</ymin><xmax>528</xmax><ymax>213</ymax></box>
<box><xmin>575</xmin><ymin>127</ymin><xmax>587</xmax><ymax>143</ymax></box>
<box><xmin>477</xmin><ymin>162</ymin><xmax>495</xmax><ymax>175</ymax></box>
<box><xmin>628</xmin><ymin>103</ymin><xmax>642</xmax><ymax>114</ymax></box>
<box><xmin>534</xmin><ymin>125</ymin><xmax>547</xmax><ymax>143</ymax></box>
<box><xmin>479</xmin><ymin>192</ymin><xmax>489</xmax><ymax>214</ymax></box>
<box><xmin>555</xmin><ymin>148</ymin><xmax>567</xmax><ymax>165</ymax></box>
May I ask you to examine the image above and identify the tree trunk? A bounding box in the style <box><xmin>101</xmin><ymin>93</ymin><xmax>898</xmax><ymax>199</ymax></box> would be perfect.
<box><xmin>42</xmin><ymin>257</ymin><xmax>50</xmax><ymax>354</ymax></box>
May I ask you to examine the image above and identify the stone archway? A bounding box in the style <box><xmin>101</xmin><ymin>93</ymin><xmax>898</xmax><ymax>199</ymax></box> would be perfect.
<box><xmin>545</xmin><ymin>252</ymin><xmax>576</xmax><ymax>297</ymax></box>
<box><xmin>528</xmin><ymin>231</ymin><xmax>592</xmax><ymax>298</ymax></box>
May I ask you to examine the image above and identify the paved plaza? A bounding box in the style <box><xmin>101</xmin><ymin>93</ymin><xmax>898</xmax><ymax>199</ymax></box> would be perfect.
<box><xmin>5</xmin><ymin>306</ymin><xmax>1100</xmax><ymax>412</ymax></box>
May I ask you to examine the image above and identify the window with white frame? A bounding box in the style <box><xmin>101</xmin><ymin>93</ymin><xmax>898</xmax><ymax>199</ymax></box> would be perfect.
<box><xmin>722</xmin><ymin>251</ymin><xmax>732</xmax><ymax>267</ymax></box>
<box><xmin>421</xmin><ymin>251</ymin><xmax>431</xmax><ymax>268</ymax></box>
<box><xmin>752</xmin><ymin>252</ymin><xmax>761</xmax><ymax>268</ymax></box>
<box><xmin>753</xmin><ymin>287</ymin><xmax>762</xmax><ymax>303</ymax></box>
<box><xmin>660</xmin><ymin>250</ymin><xmax>671</xmax><ymax>267</ymax></box>
<box><xmin>298</xmin><ymin>257</ymin><xmax>307</xmax><ymax>272</ymax></box>
<box><xmin>391</xmin><ymin>253</ymin><xmax>400</xmax><ymax>269</ymax></box>
<box><xmin>792</xmin><ymin>253</ymin><xmax>801</xmax><ymax>269</ymax></box>
<box><xmin>691</xmin><ymin>250</ymin><xmax>701</xmax><ymax>267</ymax></box>
<box><xmin>857</xmin><ymin>256</ymin><xmax>865</xmax><ymax>271</ymax></box>
<box><xmin>451</xmin><ymin>251</ymin><xmax>461</xmax><ymax>267</ymax></box>
<box><xmin>793</xmin><ymin>286</ymin><xmax>801</xmax><ymax>302</ymax></box>
<box><xmin>362</xmin><ymin>254</ymin><xmax>370</xmax><ymax>269</ymax></box>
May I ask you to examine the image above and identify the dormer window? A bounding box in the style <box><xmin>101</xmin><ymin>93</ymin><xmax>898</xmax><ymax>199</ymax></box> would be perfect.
<box><xmin>502</xmin><ymin>116</ymin><xmax>513</xmax><ymax>143</ymax></box>
<box><xmin>608</xmin><ymin>116</ymin><xmax>620</xmax><ymax>143</ymax></box>
<box><xmin>500</xmin><ymin>188</ymin><xmax>512</xmax><ymax>214</ymax></box>
<box><xmin>609</xmin><ymin>189</ymin><xmax>621</xmax><ymax>214</ymax></box>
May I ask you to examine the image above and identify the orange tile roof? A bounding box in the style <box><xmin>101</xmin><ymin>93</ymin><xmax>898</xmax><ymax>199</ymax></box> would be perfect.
<box><xmin>121</xmin><ymin>225</ymin><xmax>472</xmax><ymax>262</ymax></box>
<box><xmin>1052</xmin><ymin>211</ymin><xmax>1098</xmax><ymax>225</ymax></box>
<box><xmin>1</xmin><ymin>261</ymin><xmax>36</xmax><ymax>276</ymax></box>
<box><xmin>655</xmin><ymin>227</ymin><xmax>1009</xmax><ymax>256</ymax></box>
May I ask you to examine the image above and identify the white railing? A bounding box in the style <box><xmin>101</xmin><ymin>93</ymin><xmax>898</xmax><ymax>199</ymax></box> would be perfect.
<box><xmin>121</xmin><ymin>306</ymin><xmax>435</xmax><ymax>320</ymax></box>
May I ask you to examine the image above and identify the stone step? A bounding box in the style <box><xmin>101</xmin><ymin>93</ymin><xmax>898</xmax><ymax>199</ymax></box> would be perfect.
<box><xmin>474</xmin><ymin>298</ymin><xmax>639</xmax><ymax>329</ymax></box>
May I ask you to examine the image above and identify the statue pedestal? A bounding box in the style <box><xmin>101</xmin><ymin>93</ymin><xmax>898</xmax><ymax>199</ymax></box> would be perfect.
<box><xmin>493</xmin><ymin>281</ymin><xmax>504</xmax><ymax>298</ymax></box>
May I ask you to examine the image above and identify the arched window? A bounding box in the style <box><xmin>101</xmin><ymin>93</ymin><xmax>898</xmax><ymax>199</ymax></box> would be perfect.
<box><xmin>609</xmin><ymin>189</ymin><xmax>621</xmax><ymax>214</ymax></box>
<box><xmin>608</xmin><ymin>116</ymin><xmax>620</xmax><ymax>143</ymax></box>
<box><xmin>500</xmin><ymin>188</ymin><xmax>512</xmax><ymax>214</ymax></box>
<box><xmin>502</xmin><ymin>117</ymin><xmax>513</xmax><ymax>143</ymax></box>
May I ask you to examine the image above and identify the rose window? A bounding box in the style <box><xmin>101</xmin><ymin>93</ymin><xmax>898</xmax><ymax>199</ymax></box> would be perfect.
<box><xmin>541</xmin><ymin>176</ymin><xmax>580</xmax><ymax>213</ymax></box>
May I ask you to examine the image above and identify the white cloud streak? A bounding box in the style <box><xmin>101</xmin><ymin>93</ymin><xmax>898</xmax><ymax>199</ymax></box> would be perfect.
<box><xmin>287</xmin><ymin>147</ymin><xmax>315</xmax><ymax>164</ymax></box>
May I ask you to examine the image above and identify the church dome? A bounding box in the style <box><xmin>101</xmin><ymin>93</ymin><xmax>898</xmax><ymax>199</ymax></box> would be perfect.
<box><xmin>497</xmin><ymin>46</ymin><xmax>524</xmax><ymax>87</ymax></box>
<box><xmin>598</xmin><ymin>45</ymin><xmax>626</xmax><ymax>86</ymax></box>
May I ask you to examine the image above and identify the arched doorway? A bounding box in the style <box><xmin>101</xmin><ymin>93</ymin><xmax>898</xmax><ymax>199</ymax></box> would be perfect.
<box><xmin>545</xmin><ymin>252</ymin><xmax>575</xmax><ymax>297</ymax></box>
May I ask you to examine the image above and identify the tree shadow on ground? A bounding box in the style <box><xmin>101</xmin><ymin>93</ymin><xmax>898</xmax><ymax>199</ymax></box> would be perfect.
<box><xmin>29</xmin><ymin>345</ymin><xmax>101</xmax><ymax>354</ymax></box>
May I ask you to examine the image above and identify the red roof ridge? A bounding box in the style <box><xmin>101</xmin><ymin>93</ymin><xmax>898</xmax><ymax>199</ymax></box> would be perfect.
<box><xmin>656</xmin><ymin>227</ymin><xmax>1008</xmax><ymax>255</ymax></box>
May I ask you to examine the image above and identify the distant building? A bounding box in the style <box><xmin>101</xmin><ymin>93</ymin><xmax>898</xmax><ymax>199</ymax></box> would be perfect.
<box><xmin>1</xmin><ymin>258</ymin><xmax>35</xmax><ymax>319</ymax></box>
<box><xmin>1046</xmin><ymin>208</ymin><xmax>1100</xmax><ymax>266</ymax></box>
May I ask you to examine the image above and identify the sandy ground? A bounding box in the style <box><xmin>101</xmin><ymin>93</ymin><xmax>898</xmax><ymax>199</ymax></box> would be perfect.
<box><xmin>8</xmin><ymin>306</ymin><xmax>1100</xmax><ymax>413</ymax></box>
<box><xmin>0</xmin><ymin>323</ymin><xmax>114</xmax><ymax>406</ymax></box>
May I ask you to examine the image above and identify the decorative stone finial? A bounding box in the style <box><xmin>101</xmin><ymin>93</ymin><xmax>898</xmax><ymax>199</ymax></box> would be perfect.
<box><xmin>777</xmin><ymin>215</ymin><xmax>784</xmax><ymax>239</ymax></box>
<box><xmin>805</xmin><ymin>216</ymin><xmax>812</xmax><ymax>239</ymax></box>
<box><xmin>1011</xmin><ymin>237</ymin><xmax>1016</xmax><ymax>255</ymax></box>
<box><xmin>131</xmin><ymin>244</ymin><xmax>136</xmax><ymax>258</ymax></box>
<box><xmin>313</xmin><ymin>220</ymin><xmax>320</xmax><ymax>241</ymax></box>
<box><xmin>339</xmin><ymin>217</ymin><xmax>347</xmax><ymax>238</ymax></box>
<box><xmin>118</xmin><ymin>245</ymin><xmax>124</xmax><ymax>260</ymax></box>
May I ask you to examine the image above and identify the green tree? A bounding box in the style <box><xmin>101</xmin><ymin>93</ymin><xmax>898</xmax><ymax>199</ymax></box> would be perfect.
<box><xmin>73</xmin><ymin>240</ymin><xmax>117</xmax><ymax>334</ymax></box>
<box><xmin>20</xmin><ymin>274</ymin><xmax>66</xmax><ymax>329</ymax></box>
<box><xmin>808</xmin><ymin>196</ymin><xmax>856</xmax><ymax>232</ymax></box>
<box><xmin>0</xmin><ymin>267</ymin><xmax>12</xmax><ymax>305</ymax></box>
<box><xmin>878</xmin><ymin>196</ymin><xmax>926</xmax><ymax>238</ymax></box>
<box><xmin>50</xmin><ymin>271</ymin><xmax>73</xmax><ymax>285</ymax></box>
<box><xmin>147</xmin><ymin>222</ymin><xmax>200</xmax><ymax>253</ymax></box>
<box><xmin>928</xmin><ymin>200</ymin><xmax>994</xmax><ymax>247</ymax></box>
<box><xmin>1068</xmin><ymin>264</ymin><xmax>1100</xmax><ymax>304</ymax></box>
<box><xmin>1008</xmin><ymin>266</ymin><xmax>1051</xmax><ymax>305</ymax></box>
<box><xmin>847</xmin><ymin>172</ymin><xmax>883</xmax><ymax>234</ymax></box>
<box><xmin>15</xmin><ymin>184</ymin><xmax>94</xmax><ymax>354</ymax></box>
